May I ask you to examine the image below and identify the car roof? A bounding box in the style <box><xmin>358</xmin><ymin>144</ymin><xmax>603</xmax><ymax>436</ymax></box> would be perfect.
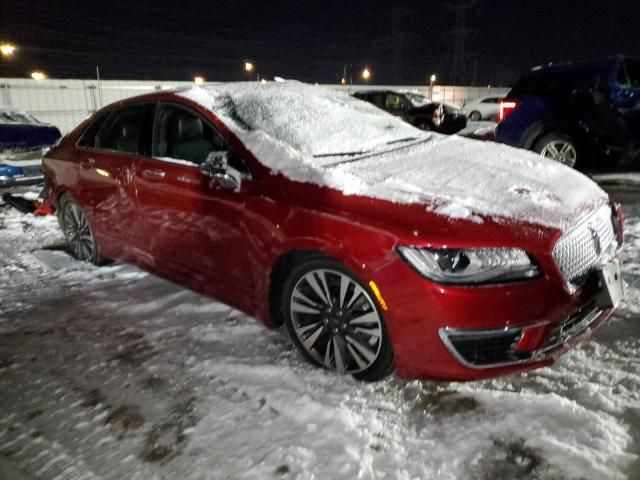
<box><xmin>353</xmin><ymin>90</ymin><xmax>404</xmax><ymax>95</ymax></box>
<box><xmin>527</xmin><ymin>55</ymin><xmax>635</xmax><ymax>75</ymax></box>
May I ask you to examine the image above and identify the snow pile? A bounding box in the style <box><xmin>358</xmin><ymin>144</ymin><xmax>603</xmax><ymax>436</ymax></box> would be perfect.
<box><xmin>181</xmin><ymin>83</ymin><xmax>608</xmax><ymax>230</ymax></box>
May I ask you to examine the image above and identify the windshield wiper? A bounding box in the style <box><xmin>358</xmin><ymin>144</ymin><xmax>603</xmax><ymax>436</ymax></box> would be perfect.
<box><xmin>385</xmin><ymin>136</ymin><xmax>418</xmax><ymax>145</ymax></box>
<box><xmin>320</xmin><ymin>136</ymin><xmax>434</xmax><ymax>168</ymax></box>
<box><xmin>313</xmin><ymin>150</ymin><xmax>370</xmax><ymax>158</ymax></box>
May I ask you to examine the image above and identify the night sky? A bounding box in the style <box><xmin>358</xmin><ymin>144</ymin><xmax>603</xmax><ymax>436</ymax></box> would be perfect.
<box><xmin>1</xmin><ymin>0</ymin><xmax>638</xmax><ymax>86</ymax></box>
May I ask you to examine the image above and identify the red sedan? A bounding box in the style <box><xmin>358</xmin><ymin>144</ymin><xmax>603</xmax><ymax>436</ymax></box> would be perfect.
<box><xmin>42</xmin><ymin>82</ymin><xmax>624</xmax><ymax>381</ymax></box>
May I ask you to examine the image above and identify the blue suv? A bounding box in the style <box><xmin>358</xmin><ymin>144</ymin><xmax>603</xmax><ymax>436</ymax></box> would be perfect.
<box><xmin>496</xmin><ymin>56</ymin><xmax>640</xmax><ymax>172</ymax></box>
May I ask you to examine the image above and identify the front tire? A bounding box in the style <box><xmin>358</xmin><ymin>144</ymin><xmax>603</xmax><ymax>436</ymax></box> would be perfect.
<box><xmin>281</xmin><ymin>257</ymin><xmax>394</xmax><ymax>381</ymax></box>
<box><xmin>469</xmin><ymin>111</ymin><xmax>482</xmax><ymax>121</ymax></box>
<box><xmin>534</xmin><ymin>133</ymin><xmax>578</xmax><ymax>168</ymax></box>
<box><xmin>57</xmin><ymin>194</ymin><xmax>105</xmax><ymax>265</ymax></box>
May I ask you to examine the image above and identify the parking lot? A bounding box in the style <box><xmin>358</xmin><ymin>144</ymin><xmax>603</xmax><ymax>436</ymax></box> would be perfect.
<box><xmin>1</xmin><ymin>182</ymin><xmax>639</xmax><ymax>479</ymax></box>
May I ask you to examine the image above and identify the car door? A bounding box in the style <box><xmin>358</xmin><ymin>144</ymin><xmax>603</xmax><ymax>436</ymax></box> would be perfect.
<box><xmin>134</xmin><ymin>101</ymin><xmax>254</xmax><ymax>306</ymax></box>
<box><xmin>73</xmin><ymin>103</ymin><xmax>153</xmax><ymax>254</ymax></box>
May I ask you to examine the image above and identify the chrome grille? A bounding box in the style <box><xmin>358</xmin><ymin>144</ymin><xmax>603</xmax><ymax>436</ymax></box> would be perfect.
<box><xmin>553</xmin><ymin>204</ymin><xmax>617</xmax><ymax>284</ymax></box>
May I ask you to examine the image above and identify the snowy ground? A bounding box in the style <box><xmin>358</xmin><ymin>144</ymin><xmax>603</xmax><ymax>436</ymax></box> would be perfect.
<box><xmin>0</xmin><ymin>193</ymin><xmax>639</xmax><ymax>480</ymax></box>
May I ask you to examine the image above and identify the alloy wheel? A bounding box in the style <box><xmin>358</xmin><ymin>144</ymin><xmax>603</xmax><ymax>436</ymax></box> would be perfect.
<box><xmin>63</xmin><ymin>202</ymin><xmax>96</xmax><ymax>261</ymax></box>
<box><xmin>540</xmin><ymin>140</ymin><xmax>577</xmax><ymax>167</ymax></box>
<box><xmin>289</xmin><ymin>268</ymin><xmax>383</xmax><ymax>374</ymax></box>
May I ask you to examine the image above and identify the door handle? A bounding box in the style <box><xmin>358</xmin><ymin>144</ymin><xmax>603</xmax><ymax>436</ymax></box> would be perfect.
<box><xmin>141</xmin><ymin>169</ymin><xmax>166</xmax><ymax>182</ymax></box>
<box><xmin>80</xmin><ymin>157</ymin><xmax>95</xmax><ymax>169</ymax></box>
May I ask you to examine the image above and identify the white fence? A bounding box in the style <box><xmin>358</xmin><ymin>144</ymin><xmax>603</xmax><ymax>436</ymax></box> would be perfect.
<box><xmin>0</xmin><ymin>78</ymin><xmax>510</xmax><ymax>134</ymax></box>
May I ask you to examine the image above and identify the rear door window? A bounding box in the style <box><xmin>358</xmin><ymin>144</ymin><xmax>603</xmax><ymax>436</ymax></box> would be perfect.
<box><xmin>77</xmin><ymin>112</ymin><xmax>110</xmax><ymax>148</ymax></box>
<box><xmin>97</xmin><ymin>104</ymin><xmax>150</xmax><ymax>155</ymax></box>
<box><xmin>385</xmin><ymin>93</ymin><xmax>410</xmax><ymax>109</ymax></box>
<box><xmin>369</xmin><ymin>93</ymin><xmax>386</xmax><ymax>108</ymax></box>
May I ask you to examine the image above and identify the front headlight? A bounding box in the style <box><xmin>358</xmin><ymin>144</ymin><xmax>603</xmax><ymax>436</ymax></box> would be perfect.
<box><xmin>397</xmin><ymin>246</ymin><xmax>540</xmax><ymax>285</ymax></box>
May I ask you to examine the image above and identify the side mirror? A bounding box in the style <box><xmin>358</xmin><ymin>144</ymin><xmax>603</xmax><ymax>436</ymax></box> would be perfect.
<box><xmin>200</xmin><ymin>151</ymin><xmax>240</xmax><ymax>190</ymax></box>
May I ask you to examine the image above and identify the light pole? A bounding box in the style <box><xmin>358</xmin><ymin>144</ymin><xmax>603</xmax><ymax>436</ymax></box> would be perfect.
<box><xmin>362</xmin><ymin>67</ymin><xmax>371</xmax><ymax>82</ymax></box>
<box><xmin>430</xmin><ymin>74</ymin><xmax>437</xmax><ymax>100</ymax></box>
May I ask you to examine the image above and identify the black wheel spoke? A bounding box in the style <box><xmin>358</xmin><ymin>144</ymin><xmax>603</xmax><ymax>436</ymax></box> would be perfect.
<box><xmin>63</xmin><ymin>202</ymin><xmax>95</xmax><ymax>263</ymax></box>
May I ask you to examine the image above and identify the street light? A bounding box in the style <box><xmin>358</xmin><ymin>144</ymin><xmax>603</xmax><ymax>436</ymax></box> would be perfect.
<box><xmin>1</xmin><ymin>43</ymin><xmax>16</xmax><ymax>58</ymax></box>
<box><xmin>245</xmin><ymin>62</ymin><xmax>254</xmax><ymax>73</ymax></box>
<box><xmin>362</xmin><ymin>68</ymin><xmax>371</xmax><ymax>81</ymax></box>
<box><xmin>194</xmin><ymin>76</ymin><xmax>205</xmax><ymax>85</ymax></box>
<box><xmin>31</xmin><ymin>71</ymin><xmax>46</xmax><ymax>81</ymax></box>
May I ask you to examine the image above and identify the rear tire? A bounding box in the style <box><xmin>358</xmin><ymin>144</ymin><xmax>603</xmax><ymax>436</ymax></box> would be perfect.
<box><xmin>281</xmin><ymin>257</ymin><xmax>394</xmax><ymax>381</ymax></box>
<box><xmin>534</xmin><ymin>133</ymin><xmax>578</xmax><ymax>168</ymax></box>
<box><xmin>469</xmin><ymin>111</ymin><xmax>482</xmax><ymax>121</ymax></box>
<box><xmin>57</xmin><ymin>194</ymin><xmax>105</xmax><ymax>265</ymax></box>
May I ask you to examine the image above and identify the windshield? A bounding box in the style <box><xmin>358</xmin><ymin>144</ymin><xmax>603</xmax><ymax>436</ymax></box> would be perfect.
<box><xmin>404</xmin><ymin>92</ymin><xmax>428</xmax><ymax>106</ymax></box>
<box><xmin>225</xmin><ymin>83</ymin><xmax>426</xmax><ymax>157</ymax></box>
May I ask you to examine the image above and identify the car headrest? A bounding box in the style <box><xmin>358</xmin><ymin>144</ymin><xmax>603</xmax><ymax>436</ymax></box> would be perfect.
<box><xmin>175</xmin><ymin>115</ymin><xmax>203</xmax><ymax>142</ymax></box>
<box><xmin>121</xmin><ymin>125</ymin><xmax>134</xmax><ymax>138</ymax></box>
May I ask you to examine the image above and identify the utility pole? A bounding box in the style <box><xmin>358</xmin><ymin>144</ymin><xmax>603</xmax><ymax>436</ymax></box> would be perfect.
<box><xmin>444</xmin><ymin>0</ymin><xmax>477</xmax><ymax>85</ymax></box>
<box><xmin>368</xmin><ymin>7</ymin><xmax>416</xmax><ymax>84</ymax></box>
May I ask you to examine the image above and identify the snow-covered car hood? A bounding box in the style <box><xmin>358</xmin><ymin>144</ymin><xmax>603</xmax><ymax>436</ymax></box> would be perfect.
<box><xmin>317</xmin><ymin>136</ymin><xmax>608</xmax><ymax>230</ymax></box>
<box><xmin>181</xmin><ymin>84</ymin><xmax>607</xmax><ymax>232</ymax></box>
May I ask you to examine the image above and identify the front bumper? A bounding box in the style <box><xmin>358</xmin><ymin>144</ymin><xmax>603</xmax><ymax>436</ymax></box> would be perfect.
<box><xmin>374</xmin><ymin>252</ymin><xmax>619</xmax><ymax>381</ymax></box>
<box><xmin>438</xmin><ymin>301</ymin><xmax>608</xmax><ymax>370</ymax></box>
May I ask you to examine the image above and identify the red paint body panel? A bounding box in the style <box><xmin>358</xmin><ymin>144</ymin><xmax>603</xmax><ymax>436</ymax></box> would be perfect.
<box><xmin>41</xmin><ymin>91</ymin><xmax>622</xmax><ymax>381</ymax></box>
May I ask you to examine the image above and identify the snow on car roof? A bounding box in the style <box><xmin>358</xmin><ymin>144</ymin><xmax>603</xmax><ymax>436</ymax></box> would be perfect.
<box><xmin>180</xmin><ymin>82</ymin><xmax>608</xmax><ymax>230</ymax></box>
<box><xmin>0</xmin><ymin>107</ymin><xmax>41</xmax><ymax>125</ymax></box>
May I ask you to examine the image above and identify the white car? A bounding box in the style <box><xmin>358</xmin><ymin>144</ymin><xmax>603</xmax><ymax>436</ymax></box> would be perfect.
<box><xmin>461</xmin><ymin>96</ymin><xmax>503</xmax><ymax>121</ymax></box>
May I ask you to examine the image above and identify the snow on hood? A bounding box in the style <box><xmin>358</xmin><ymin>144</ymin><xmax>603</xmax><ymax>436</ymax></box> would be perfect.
<box><xmin>180</xmin><ymin>83</ymin><xmax>608</xmax><ymax>231</ymax></box>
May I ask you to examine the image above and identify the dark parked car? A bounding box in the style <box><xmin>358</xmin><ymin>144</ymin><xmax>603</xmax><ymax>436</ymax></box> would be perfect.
<box><xmin>352</xmin><ymin>90</ymin><xmax>467</xmax><ymax>134</ymax></box>
<box><xmin>496</xmin><ymin>55</ymin><xmax>640</xmax><ymax>171</ymax></box>
<box><xmin>0</xmin><ymin>108</ymin><xmax>61</xmax><ymax>187</ymax></box>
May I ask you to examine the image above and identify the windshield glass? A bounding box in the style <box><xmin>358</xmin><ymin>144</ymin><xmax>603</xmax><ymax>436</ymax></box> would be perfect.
<box><xmin>224</xmin><ymin>83</ymin><xmax>425</xmax><ymax>157</ymax></box>
<box><xmin>404</xmin><ymin>92</ymin><xmax>428</xmax><ymax>106</ymax></box>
